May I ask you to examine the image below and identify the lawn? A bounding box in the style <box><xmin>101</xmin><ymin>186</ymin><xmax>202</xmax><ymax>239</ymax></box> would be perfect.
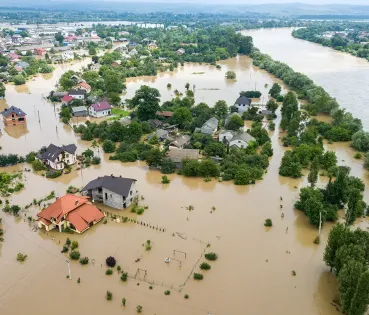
<box><xmin>111</xmin><ymin>107</ymin><xmax>129</xmax><ymax>117</ymax></box>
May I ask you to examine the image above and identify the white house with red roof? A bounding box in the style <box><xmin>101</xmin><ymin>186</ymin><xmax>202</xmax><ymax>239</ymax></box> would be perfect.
<box><xmin>37</xmin><ymin>194</ymin><xmax>105</xmax><ymax>233</ymax></box>
<box><xmin>73</xmin><ymin>82</ymin><xmax>91</xmax><ymax>93</ymax></box>
<box><xmin>88</xmin><ymin>100</ymin><xmax>112</xmax><ymax>118</ymax></box>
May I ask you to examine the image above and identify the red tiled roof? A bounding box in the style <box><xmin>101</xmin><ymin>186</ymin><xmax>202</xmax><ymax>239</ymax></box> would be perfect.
<box><xmin>61</xmin><ymin>95</ymin><xmax>73</xmax><ymax>103</ymax></box>
<box><xmin>37</xmin><ymin>194</ymin><xmax>104</xmax><ymax>233</ymax></box>
<box><xmin>77</xmin><ymin>82</ymin><xmax>91</xmax><ymax>90</ymax></box>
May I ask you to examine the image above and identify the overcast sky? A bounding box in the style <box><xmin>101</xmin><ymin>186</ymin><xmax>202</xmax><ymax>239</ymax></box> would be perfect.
<box><xmin>97</xmin><ymin>0</ymin><xmax>369</xmax><ymax>4</ymax></box>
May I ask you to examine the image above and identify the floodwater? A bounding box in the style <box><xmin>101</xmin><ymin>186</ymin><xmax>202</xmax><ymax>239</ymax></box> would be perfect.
<box><xmin>0</xmin><ymin>36</ymin><xmax>368</xmax><ymax>315</ymax></box>
<box><xmin>242</xmin><ymin>28</ymin><xmax>369</xmax><ymax>129</ymax></box>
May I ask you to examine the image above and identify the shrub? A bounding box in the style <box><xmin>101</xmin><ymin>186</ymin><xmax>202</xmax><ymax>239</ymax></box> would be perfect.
<box><xmin>204</xmin><ymin>252</ymin><xmax>218</xmax><ymax>261</ymax></box>
<box><xmin>225</xmin><ymin>71</ymin><xmax>236</xmax><ymax>79</ymax></box>
<box><xmin>103</xmin><ymin>140</ymin><xmax>116</xmax><ymax>153</ymax></box>
<box><xmin>161</xmin><ymin>175</ymin><xmax>170</xmax><ymax>184</ymax></box>
<box><xmin>117</xmin><ymin>265</ymin><xmax>121</xmax><ymax>271</ymax></box>
<box><xmin>106</xmin><ymin>268</ymin><xmax>113</xmax><ymax>275</ymax></box>
<box><xmin>65</xmin><ymin>238</ymin><xmax>71</xmax><ymax>246</ymax></box>
<box><xmin>193</xmin><ymin>273</ymin><xmax>204</xmax><ymax>280</ymax></box>
<box><xmin>264</xmin><ymin>218</ymin><xmax>273</xmax><ymax>227</ymax></box>
<box><xmin>16</xmin><ymin>253</ymin><xmax>27</xmax><ymax>262</ymax></box>
<box><xmin>184</xmin><ymin>294</ymin><xmax>189</xmax><ymax>299</ymax></box>
<box><xmin>106</xmin><ymin>290</ymin><xmax>113</xmax><ymax>300</ymax></box>
<box><xmin>92</xmin><ymin>156</ymin><xmax>101</xmax><ymax>165</ymax></box>
<box><xmin>66</xmin><ymin>186</ymin><xmax>79</xmax><ymax>194</ymax></box>
<box><xmin>121</xmin><ymin>272</ymin><xmax>128</xmax><ymax>282</ymax></box>
<box><xmin>106</xmin><ymin>256</ymin><xmax>116</xmax><ymax>267</ymax></box>
<box><xmin>354</xmin><ymin>152</ymin><xmax>362</xmax><ymax>159</ymax></box>
<box><xmin>122</xmin><ymin>297</ymin><xmax>126</xmax><ymax>306</ymax></box>
<box><xmin>200</xmin><ymin>262</ymin><xmax>211</xmax><ymax>270</ymax></box>
<box><xmin>13</xmin><ymin>74</ymin><xmax>26</xmax><ymax>85</ymax></box>
<box><xmin>164</xmin><ymin>290</ymin><xmax>171</xmax><ymax>295</ymax></box>
<box><xmin>71</xmin><ymin>240</ymin><xmax>79</xmax><ymax>250</ymax></box>
<box><xmin>46</xmin><ymin>170</ymin><xmax>63</xmax><ymax>178</ymax></box>
<box><xmin>69</xmin><ymin>250</ymin><xmax>80</xmax><ymax>260</ymax></box>
<box><xmin>136</xmin><ymin>305</ymin><xmax>142</xmax><ymax>313</ymax></box>
<box><xmin>79</xmin><ymin>257</ymin><xmax>89</xmax><ymax>265</ymax></box>
<box><xmin>61</xmin><ymin>245</ymin><xmax>69</xmax><ymax>253</ymax></box>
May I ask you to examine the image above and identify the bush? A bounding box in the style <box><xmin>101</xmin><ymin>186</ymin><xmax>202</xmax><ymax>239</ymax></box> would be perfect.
<box><xmin>122</xmin><ymin>297</ymin><xmax>126</xmax><ymax>306</ymax></box>
<box><xmin>136</xmin><ymin>305</ymin><xmax>142</xmax><ymax>313</ymax></box>
<box><xmin>121</xmin><ymin>272</ymin><xmax>128</xmax><ymax>282</ymax></box>
<box><xmin>193</xmin><ymin>273</ymin><xmax>204</xmax><ymax>280</ymax></box>
<box><xmin>106</xmin><ymin>256</ymin><xmax>116</xmax><ymax>267</ymax></box>
<box><xmin>161</xmin><ymin>158</ymin><xmax>176</xmax><ymax>174</ymax></box>
<box><xmin>103</xmin><ymin>140</ymin><xmax>116</xmax><ymax>153</ymax></box>
<box><xmin>200</xmin><ymin>262</ymin><xmax>211</xmax><ymax>270</ymax></box>
<box><xmin>225</xmin><ymin>71</ymin><xmax>236</xmax><ymax>79</ymax></box>
<box><xmin>204</xmin><ymin>252</ymin><xmax>218</xmax><ymax>261</ymax></box>
<box><xmin>16</xmin><ymin>253</ymin><xmax>27</xmax><ymax>262</ymax></box>
<box><xmin>354</xmin><ymin>152</ymin><xmax>362</xmax><ymax>159</ymax></box>
<box><xmin>79</xmin><ymin>257</ymin><xmax>89</xmax><ymax>265</ymax></box>
<box><xmin>46</xmin><ymin>170</ymin><xmax>63</xmax><ymax>178</ymax></box>
<box><xmin>71</xmin><ymin>240</ymin><xmax>79</xmax><ymax>250</ymax></box>
<box><xmin>31</xmin><ymin>160</ymin><xmax>47</xmax><ymax>171</ymax></box>
<box><xmin>106</xmin><ymin>290</ymin><xmax>113</xmax><ymax>301</ymax></box>
<box><xmin>184</xmin><ymin>294</ymin><xmax>189</xmax><ymax>299</ymax></box>
<box><xmin>13</xmin><ymin>74</ymin><xmax>26</xmax><ymax>85</ymax></box>
<box><xmin>164</xmin><ymin>290</ymin><xmax>171</xmax><ymax>295</ymax></box>
<box><xmin>264</xmin><ymin>218</ymin><xmax>273</xmax><ymax>227</ymax></box>
<box><xmin>161</xmin><ymin>175</ymin><xmax>170</xmax><ymax>184</ymax></box>
<box><xmin>65</xmin><ymin>238</ymin><xmax>71</xmax><ymax>246</ymax></box>
<box><xmin>69</xmin><ymin>250</ymin><xmax>80</xmax><ymax>260</ymax></box>
<box><xmin>92</xmin><ymin>156</ymin><xmax>101</xmax><ymax>165</ymax></box>
<box><xmin>61</xmin><ymin>245</ymin><xmax>69</xmax><ymax>253</ymax></box>
<box><xmin>106</xmin><ymin>268</ymin><xmax>113</xmax><ymax>275</ymax></box>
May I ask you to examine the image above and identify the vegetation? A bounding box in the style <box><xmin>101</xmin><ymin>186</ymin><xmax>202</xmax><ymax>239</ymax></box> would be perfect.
<box><xmin>69</xmin><ymin>251</ymin><xmax>81</xmax><ymax>260</ymax></box>
<box><xmin>106</xmin><ymin>291</ymin><xmax>113</xmax><ymax>301</ymax></box>
<box><xmin>106</xmin><ymin>256</ymin><xmax>117</xmax><ymax>267</ymax></box>
<box><xmin>193</xmin><ymin>273</ymin><xmax>204</xmax><ymax>280</ymax></box>
<box><xmin>16</xmin><ymin>253</ymin><xmax>27</xmax><ymax>262</ymax></box>
<box><xmin>79</xmin><ymin>257</ymin><xmax>89</xmax><ymax>265</ymax></box>
<box><xmin>136</xmin><ymin>305</ymin><xmax>142</xmax><ymax>313</ymax></box>
<box><xmin>205</xmin><ymin>252</ymin><xmax>218</xmax><ymax>261</ymax></box>
<box><xmin>161</xmin><ymin>175</ymin><xmax>170</xmax><ymax>184</ymax></box>
<box><xmin>122</xmin><ymin>297</ymin><xmax>126</xmax><ymax>307</ymax></box>
<box><xmin>264</xmin><ymin>218</ymin><xmax>273</xmax><ymax>227</ymax></box>
<box><xmin>121</xmin><ymin>272</ymin><xmax>128</xmax><ymax>282</ymax></box>
<box><xmin>225</xmin><ymin>71</ymin><xmax>236</xmax><ymax>80</ymax></box>
<box><xmin>164</xmin><ymin>290</ymin><xmax>171</xmax><ymax>295</ymax></box>
<box><xmin>200</xmin><ymin>262</ymin><xmax>211</xmax><ymax>270</ymax></box>
<box><xmin>106</xmin><ymin>268</ymin><xmax>113</xmax><ymax>275</ymax></box>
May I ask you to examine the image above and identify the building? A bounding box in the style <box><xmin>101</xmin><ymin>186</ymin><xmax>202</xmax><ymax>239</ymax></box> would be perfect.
<box><xmin>229</xmin><ymin>132</ymin><xmax>255</xmax><ymax>149</ymax></box>
<box><xmin>167</xmin><ymin>148</ymin><xmax>200</xmax><ymax>167</ymax></box>
<box><xmin>41</xmin><ymin>144</ymin><xmax>77</xmax><ymax>170</ymax></box>
<box><xmin>37</xmin><ymin>194</ymin><xmax>105</xmax><ymax>233</ymax></box>
<box><xmin>61</xmin><ymin>95</ymin><xmax>74</xmax><ymax>105</ymax></box>
<box><xmin>68</xmin><ymin>89</ymin><xmax>86</xmax><ymax>100</ymax></box>
<box><xmin>195</xmin><ymin>117</ymin><xmax>219</xmax><ymax>135</ymax></box>
<box><xmin>234</xmin><ymin>96</ymin><xmax>252</xmax><ymax>113</ymax></box>
<box><xmin>72</xmin><ymin>106</ymin><xmax>88</xmax><ymax>117</ymax></box>
<box><xmin>35</xmin><ymin>48</ymin><xmax>47</xmax><ymax>56</ymax></box>
<box><xmin>148</xmin><ymin>42</ymin><xmax>158</xmax><ymax>50</ymax></box>
<box><xmin>74</xmin><ymin>82</ymin><xmax>91</xmax><ymax>93</ymax></box>
<box><xmin>16</xmin><ymin>61</ymin><xmax>29</xmax><ymax>69</ymax></box>
<box><xmin>88</xmin><ymin>100</ymin><xmax>112</xmax><ymax>118</ymax></box>
<box><xmin>219</xmin><ymin>130</ymin><xmax>235</xmax><ymax>143</ymax></box>
<box><xmin>156</xmin><ymin>111</ymin><xmax>173</xmax><ymax>118</ymax></box>
<box><xmin>170</xmin><ymin>135</ymin><xmax>191</xmax><ymax>149</ymax></box>
<box><xmin>177</xmin><ymin>48</ymin><xmax>185</xmax><ymax>55</ymax></box>
<box><xmin>148</xmin><ymin>119</ymin><xmax>163</xmax><ymax>129</ymax></box>
<box><xmin>82</xmin><ymin>175</ymin><xmax>138</xmax><ymax>210</ymax></box>
<box><xmin>1</xmin><ymin>106</ymin><xmax>27</xmax><ymax>126</ymax></box>
<box><xmin>8</xmin><ymin>53</ymin><xmax>21</xmax><ymax>62</ymax></box>
<box><xmin>148</xmin><ymin>129</ymin><xmax>169</xmax><ymax>142</ymax></box>
<box><xmin>62</xmin><ymin>51</ymin><xmax>74</xmax><ymax>60</ymax></box>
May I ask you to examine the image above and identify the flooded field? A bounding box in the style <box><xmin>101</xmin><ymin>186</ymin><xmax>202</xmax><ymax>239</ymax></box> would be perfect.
<box><xmin>0</xmin><ymin>44</ymin><xmax>368</xmax><ymax>315</ymax></box>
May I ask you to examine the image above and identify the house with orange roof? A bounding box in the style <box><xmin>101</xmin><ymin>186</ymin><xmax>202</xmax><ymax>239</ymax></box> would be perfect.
<box><xmin>37</xmin><ymin>194</ymin><xmax>105</xmax><ymax>233</ymax></box>
<box><xmin>73</xmin><ymin>82</ymin><xmax>91</xmax><ymax>93</ymax></box>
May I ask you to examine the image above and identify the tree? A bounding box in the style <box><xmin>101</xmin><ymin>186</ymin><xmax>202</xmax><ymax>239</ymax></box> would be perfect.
<box><xmin>225</xmin><ymin>71</ymin><xmax>236</xmax><ymax>79</ymax></box>
<box><xmin>261</xmin><ymin>142</ymin><xmax>273</xmax><ymax>157</ymax></box>
<box><xmin>334</xmin><ymin>244</ymin><xmax>365</xmax><ymax>275</ymax></box>
<box><xmin>172</xmin><ymin>107</ymin><xmax>192</xmax><ymax>129</ymax></box>
<box><xmin>346</xmin><ymin>188</ymin><xmax>362</xmax><ymax>226</ymax></box>
<box><xmin>13</xmin><ymin>74</ymin><xmax>25</xmax><ymax>85</ymax></box>
<box><xmin>234</xmin><ymin>167</ymin><xmax>251</xmax><ymax>185</ymax></box>
<box><xmin>351</xmin><ymin>131</ymin><xmax>369</xmax><ymax>152</ymax></box>
<box><xmin>197</xmin><ymin>159</ymin><xmax>220</xmax><ymax>177</ymax></box>
<box><xmin>305</xmin><ymin>197</ymin><xmax>325</xmax><ymax>227</ymax></box>
<box><xmin>269</xmin><ymin>83</ymin><xmax>281</xmax><ymax>98</ymax></box>
<box><xmin>365</xmin><ymin>153</ymin><xmax>369</xmax><ymax>170</ymax></box>
<box><xmin>59</xmin><ymin>70</ymin><xmax>77</xmax><ymax>90</ymax></box>
<box><xmin>185</xmin><ymin>82</ymin><xmax>190</xmax><ymax>90</ymax></box>
<box><xmin>89</xmin><ymin>47</ymin><xmax>97</xmax><ymax>55</ymax></box>
<box><xmin>161</xmin><ymin>158</ymin><xmax>176</xmax><ymax>174</ymax></box>
<box><xmin>338</xmin><ymin>260</ymin><xmax>364</xmax><ymax>314</ymax></box>
<box><xmin>204</xmin><ymin>142</ymin><xmax>226</xmax><ymax>158</ymax></box>
<box><xmin>55</xmin><ymin>32</ymin><xmax>64</xmax><ymax>44</ymax></box>
<box><xmin>226</xmin><ymin>114</ymin><xmax>244</xmax><ymax>131</ymax></box>
<box><xmin>130</xmin><ymin>86</ymin><xmax>160</xmax><ymax>121</ymax></box>
<box><xmin>0</xmin><ymin>82</ymin><xmax>5</xmax><ymax>98</ymax></box>
<box><xmin>266</xmin><ymin>99</ymin><xmax>278</xmax><ymax>112</ymax></box>
<box><xmin>324</xmin><ymin>223</ymin><xmax>348</xmax><ymax>270</ymax></box>
<box><xmin>348</xmin><ymin>270</ymin><xmax>369</xmax><ymax>315</ymax></box>
<box><xmin>145</xmin><ymin>148</ymin><xmax>163</xmax><ymax>167</ymax></box>
<box><xmin>213</xmin><ymin>100</ymin><xmax>228</xmax><ymax>119</ymax></box>
<box><xmin>103</xmin><ymin>140</ymin><xmax>116</xmax><ymax>153</ymax></box>
<box><xmin>308</xmin><ymin>158</ymin><xmax>319</xmax><ymax>187</ymax></box>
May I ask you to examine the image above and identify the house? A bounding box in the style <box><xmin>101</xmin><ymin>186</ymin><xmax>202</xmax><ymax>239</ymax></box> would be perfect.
<box><xmin>229</xmin><ymin>132</ymin><xmax>256</xmax><ymax>149</ymax></box>
<box><xmin>167</xmin><ymin>148</ymin><xmax>200</xmax><ymax>167</ymax></box>
<box><xmin>52</xmin><ymin>91</ymin><xmax>68</xmax><ymax>99</ymax></box>
<box><xmin>148</xmin><ymin>129</ymin><xmax>169</xmax><ymax>141</ymax></box>
<box><xmin>81</xmin><ymin>175</ymin><xmax>138</xmax><ymax>210</ymax></box>
<box><xmin>156</xmin><ymin>111</ymin><xmax>173</xmax><ymax>118</ymax></box>
<box><xmin>88</xmin><ymin>100</ymin><xmax>112</xmax><ymax>118</ymax></box>
<box><xmin>68</xmin><ymin>89</ymin><xmax>86</xmax><ymax>100</ymax></box>
<box><xmin>148</xmin><ymin>42</ymin><xmax>158</xmax><ymax>50</ymax></box>
<box><xmin>74</xmin><ymin>82</ymin><xmax>91</xmax><ymax>93</ymax></box>
<box><xmin>72</xmin><ymin>106</ymin><xmax>88</xmax><ymax>117</ymax></box>
<box><xmin>35</xmin><ymin>48</ymin><xmax>47</xmax><ymax>56</ymax></box>
<box><xmin>234</xmin><ymin>96</ymin><xmax>252</xmax><ymax>113</ymax></box>
<box><xmin>1</xmin><ymin>106</ymin><xmax>27</xmax><ymax>126</ymax></box>
<box><xmin>41</xmin><ymin>143</ymin><xmax>77</xmax><ymax>170</ymax></box>
<box><xmin>177</xmin><ymin>48</ymin><xmax>185</xmax><ymax>55</ymax></box>
<box><xmin>219</xmin><ymin>130</ymin><xmax>235</xmax><ymax>144</ymax></box>
<box><xmin>14</xmin><ymin>66</ymin><xmax>22</xmax><ymax>73</ymax></box>
<box><xmin>16</xmin><ymin>61</ymin><xmax>29</xmax><ymax>69</ymax></box>
<box><xmin>90</xmin><ymin>63</ymin><xmax>101</xmax><ymax>71</ymax></box>
<box><xmin>37</xmin><ymin>194</ymin><xmax>105</xmax><ymax>233</ymax></box>
<box><xmin>195</xmin><ymin>117</ymin><xmax>218</xmax><ymax>135</ymax></box>
<box><xmin>8</xmin><ymin>53</ymin><xmax>21</xmax><ymax>61</ymax></box>
<box><xmin>170</xmin><ymin>135</ymin><xmax>191</xmax><ymax>149</ymax></box>
<box><xmin>61</xmin><ymin>95</ymin><xmax>74</xmax><ymax>105</ymax></box>
<box><xmin>62</xmin><ymin>51</ymin><xmax>74</xmax><ymax>60</ymax></box>
<box><xmin>148</xmin><ymin>119</ymin><xmax>163</xmax><ymax>129</ymax></box>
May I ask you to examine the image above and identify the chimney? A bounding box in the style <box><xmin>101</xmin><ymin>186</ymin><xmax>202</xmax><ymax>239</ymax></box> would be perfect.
<box><xmin>75</xmin><ymin>200</ymin><xmax>78</xmax><ymax>205</ymax></box>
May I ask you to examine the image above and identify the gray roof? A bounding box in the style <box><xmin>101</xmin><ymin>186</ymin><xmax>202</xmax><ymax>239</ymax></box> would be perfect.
<box><xmin>68</xmin><ymin>89</ymin><xmax>86</xmax><ymax>96</ymax></box>
<box><xmin>148</xmin><ymin>119</ymin><xmax>162</xmax><ymax>128</ymax></box>
<box><xmin>82</xmin><ymin>176</ymin><xmax>136</xmax><ymax>198</ymax></box>
<box><xmin>71</xmin><ymin>106</ymin><xmax>87</xmax><ymax>113</ymax></box>
<box><xmin>16</xmin><ymin>61</ymin><xmax>30</xmax><ymax>68</ymax></box>
<box><xmin>235</xmin><ymin>96</ymin><xmax>251</xmax><ymax>105</ymax></box>
<box><xmin>41</xmin><ymin>143</ymin><xmax>77</xmax><ymax>162</ymax></box>
<box><xmin>171</xmin><ymin>135</ymin><xmax>191</xmax><ymax>148</ymax></box>
<box><xmin>167</xmin><ymin>149</ymin><xmax>199</xmax><ymax>163</ymax></box>
<box><xmin>260</xmin><ymin>110</ymin><xmax>273</xmax><ymax>116</ymax></box>
<box><xmin>197</xmin><ymin>117</ymin><xmax>218</xmax><ymax>134</ymax></box>
<box><xmin>52</xmin><ymin>91</ymin><xmax>68</xmax><ymax>97</ymax></box>
<box><xmin>231</xmin><ymin>132</ymin><xmax>255</xmax><ymax>143</ymax></box>
<box><xmin>1</xmin><ymin>105</ymin><xmax>26</xmax><ymax>118</ymax></box>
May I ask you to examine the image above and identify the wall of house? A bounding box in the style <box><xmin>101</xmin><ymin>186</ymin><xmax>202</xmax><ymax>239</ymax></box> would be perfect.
<box><xmin>229</xmin><ymin>139</ymin><xmax>248</xmax><ymax>149</ymax></box>
<box><xmin>103</xmin><ymin>187</ymin><xmax>125</xmax><ymax>210</ymax></box>
<box><xmin>236</xmin><ymin>104</ymin><xmax>250</xmax><ymax>113</ymax></box>
<box><xmin>89</xmin><ymin>108</ymin><xmax>111</xmax><ymax>118</ymax></box>
<box><xmin>47</xmin><ymin>154</ymin><xmax>65</xmax><ymax>170</ymax></box>
<box><xmin>3</xmin><ymin>114</ymin><xmax>27</xmax><ymax>126</ymax></box>
<box><xmin>70</xmin><ymin>94</ymin><xmax>84</xmax><ymax>100</ymax></box>
<box><xmin>64</xmin><ymin>153</ymin><xmax>77</xmax><ymax>165</ymax></box>
<box><xmin>73</xmin><ymin>111</ymin><xmax>87</xmax><ymax>117</ymax></box>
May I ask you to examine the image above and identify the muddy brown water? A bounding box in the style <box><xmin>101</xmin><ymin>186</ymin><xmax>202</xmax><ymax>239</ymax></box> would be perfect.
<box><xmin>0</xmin><ymin>38</ymin><xmax>368</xmax><ymax>315</ymax></box>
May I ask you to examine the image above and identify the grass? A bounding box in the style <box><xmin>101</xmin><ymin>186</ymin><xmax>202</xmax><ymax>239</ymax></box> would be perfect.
<box><xmin>112</xmin><ymin>107</ymin><xmax>129</xmax><ymax>117</ymax></box>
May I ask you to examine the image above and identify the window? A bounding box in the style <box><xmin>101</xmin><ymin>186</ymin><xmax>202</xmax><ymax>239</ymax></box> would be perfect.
<box><xmin>130</xmin><ymin>191</ymin><xmax>132</xmax><ymax>195</ymax></box>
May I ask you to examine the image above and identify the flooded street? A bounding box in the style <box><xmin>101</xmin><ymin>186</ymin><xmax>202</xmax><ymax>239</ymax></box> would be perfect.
<box><xmin>0</xmin><ymin>32</ymin><xmax>368</xmax><ymax>315</ymax></box>
<box><xmin>242</xmin><ymin>28</ymin><xmax>369</xmax><ymax>129</ymax></box>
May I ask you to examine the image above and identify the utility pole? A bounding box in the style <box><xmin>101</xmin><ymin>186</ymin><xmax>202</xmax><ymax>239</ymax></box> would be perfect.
<box><xmin>66</xmin><ymin>260</ymin><xmax>72</xmax><ymax>279</ymax></box>
<box><xmin>318</xmin><ymin>211</ymin><xmax>322</xmax><ymax>236</ymax></box>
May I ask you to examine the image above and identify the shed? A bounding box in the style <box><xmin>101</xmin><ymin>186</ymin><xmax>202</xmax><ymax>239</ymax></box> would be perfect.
<box><xmin>72</xmin><ymin>106</ymin><xmax>88</xmax><ymax>117</ymax></box>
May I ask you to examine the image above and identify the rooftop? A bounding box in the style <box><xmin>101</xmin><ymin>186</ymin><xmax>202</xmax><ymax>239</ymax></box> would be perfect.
<box><xmin>167</xmin><ymin>148</ymin><xmax>199</xmax><ymax>163</ymax></box>
<box><xmin>235</xmin><ymin>96</ymin><xmax>252</xmax><ymax>105</ymax></box>
<box><xmin>41</xmin><ymin>143</ymin><xmax>77</xmax><ymax>162</ymax></box>
<box><xmin>90</xmin><ymin>100</ymin><xmax>112</xmax><ymax>112</ymax></box>
<box><xmin>82</xmin><ymin>175</ymin><xmax>136</xmax><ymax>198</ymax></box>
<box><xmin>1</xmin><ymin>106</ymin><xmax>26</xmax><ymax>118</ymax></box>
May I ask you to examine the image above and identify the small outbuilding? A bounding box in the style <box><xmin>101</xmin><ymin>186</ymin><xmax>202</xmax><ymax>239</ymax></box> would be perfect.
<box><xmin>72</xmin><ymin>106</ymin><xmax>88</xmax><ymax>117</ymax></box>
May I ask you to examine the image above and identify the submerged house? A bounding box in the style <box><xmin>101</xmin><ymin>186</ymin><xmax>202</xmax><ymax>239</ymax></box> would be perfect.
<box><xmin>170</xmin><ymin>135</ymin><xmax>191</xmax><ymax>149</ymax></box>
<box><xmin>234</xmin><ymin>96</ymin><xmax>252</xmax><ymax>113</ymax></box>
<box><xmin>1</xmin><ymin>106</ymin><xmax>27</xmax><ymax>126</ymax></box>
<box><xmin>167</xmin><ymin>148</ymin><xmax>200</xmax><ymax>167</ymax></box>
<box><xmin>195</xmin><ymin>117</ymin><xmax>219</xmax><ymax>135</ymax></box>
<box><xmin>37</xmin><ymin>194</ymin><xmax>104</xmax><ymax>233</ymax></box>
<box><xmin>82</xmin><ymin>175</ymin><xmax>138</xmax><ymax>210</ymax></box>
<box><xmin>229</xmin><ymin>132</ymin><xmax>255</xmax><ymax>149</ymax></box>
<box><xmin>88</xmin><ymin>100</ymin><xmax>112</xmax><ymax>118</ymax></box>
<box><xmin>41</xmin><ymin>144</ymin><xmax>77</xmax><ymax>170</ymax></box>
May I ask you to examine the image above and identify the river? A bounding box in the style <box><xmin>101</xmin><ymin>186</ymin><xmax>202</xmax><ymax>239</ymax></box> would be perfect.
<box><xmin>0</xmin><ymin>28</ymin><xmax>368</xmax><ymax>315</ymax></box>
<box><xmin>242</xmin><ymin>28</ymin><xmax>369</xmax><ymax>129</ymax></box>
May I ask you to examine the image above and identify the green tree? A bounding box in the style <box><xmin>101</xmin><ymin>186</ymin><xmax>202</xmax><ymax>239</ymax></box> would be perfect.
<box><xmin>348</xmin><ymin>270</ymin><xmax>369</xmax><ymax>315</ymax></box>
<box><xmin>226</xmin><ymin>114</ymin><xmax>244</xmax><ymax>131</ymax></box>
<box><xmin>172</xmin><ymin>107</ymin><xmax>192</xmax><ymax>129</ymax></box>
<box><xmin>130</xmin><ymin>86</ymin><xmax>161</xmax><ymax>121</ymax></box>
<box><xmin>103</xmin><ymin>140</ymin><xmax>116</xmax><ymax>153</ymax></box>
<box><xmin>305</xmin><ymin>197</ymin><xmax>325</xmax><ymax>228</ymax></box>
<box><xmin>324</xmin><ymin>223</ymin><xmax>348</xmax><ymax>270</ymax></box>
<box><xmin>346</xmin><ymin>188</ymin><xmax>362</xmax><ymax>226</ymax></box>
<box><xmin>269</xmin><ymin>83</ymin><xmax>281</xmax><ymax>98</ymax></box>
<box><xmin>0</xmin><ymin>82</ymin><xmax>5</xmax><ymax>98</ymax></box>
<box><xmin>308</xmin><ymin>158</ymin><xmax>319</xmax><ymax>188</ymax></box>
<box><xmin>204</xmin><ymin>142</ymin><xmax>226</xmax><ymax>158</ymax></box>
<box><xmin>13</xmin><ymin>74</ymin><xmax>25</xmax><ymax>85</ymax></box>
<box><xmin>145</xmin><ymin>148</ymin><xmax>163</xmax><ymax>167</ymax></box>
<box><xmin>261</xmin><ymin>141</ymin><xmax>273</xmax><ymax>157</ymax></box>
<box><xmin>55</xmin><ymin>32</ymin><xmax>64</xmax><ymax>44</ymax></box>
<box><xmin>59</xmin><ymin>70</ymin><xmax>76</xmax><ymax>90</ymax></box>
<box><xmin>225</xmin><ymin>71</ymin><xmax>236</xmax><ymax>79</ymax></box>
<box><xmin>234</xmin><ymin>167</ymin><xmax>251</xmax><ymax>185</ymax></box>
<box><xmin>334</xmin><ymin>244</ymin><xmax>365</xmax><ymax>275</ymax></box>
<box><xmin>213</xmin><ymin>100</ymin><xmax>228</xmax><ymax>119</ymax></box>
<box><xmin>266</xmin><ymin>99</ymin><xmax>278</xmax><ymax>112</ymax></box>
